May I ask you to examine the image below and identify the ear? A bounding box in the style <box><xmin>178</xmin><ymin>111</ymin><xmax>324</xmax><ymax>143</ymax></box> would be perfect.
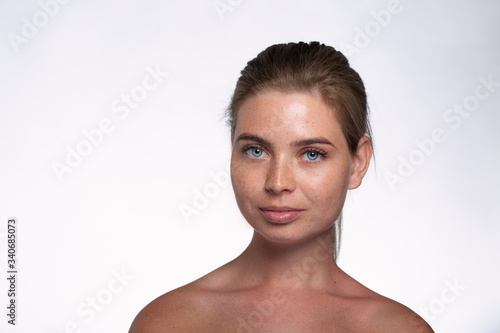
<box><xmin>348</xmin><ymin>136</ymin><xmax>373</xmax><ymax>190</ymax></box>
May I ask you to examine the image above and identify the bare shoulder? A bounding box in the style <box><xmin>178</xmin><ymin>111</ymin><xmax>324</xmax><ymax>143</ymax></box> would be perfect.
<box><xmin>128</xmin><ymin>265</ymin><xmax>232</xmax><ymax>333</ymax></box>
<box><xmin>333</xmin><ymin>269</ymin><xmax>433</xmax><ymax>332</ymax></box>
<box><xmin>128</xmin><ymin>283</ymin><xmax>206</xmax><ymax>333</ymax></box>
<box><xmin>365</xmin><ymin>296</ymin><xmax>434</xmax><ymax>333</ymax></box>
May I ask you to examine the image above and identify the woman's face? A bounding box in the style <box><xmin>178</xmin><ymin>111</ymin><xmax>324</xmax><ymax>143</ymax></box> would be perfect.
<box><xmin>230</xmin><ymin>90</ymin><xmax>371</xmax><ymax>243</ymax></box>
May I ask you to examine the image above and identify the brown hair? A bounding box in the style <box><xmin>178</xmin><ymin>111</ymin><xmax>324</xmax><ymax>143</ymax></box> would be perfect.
<box><xmin>226</xmin><ymin>41</ymin><xmax>372</xmax><ymax>260</ymax></box>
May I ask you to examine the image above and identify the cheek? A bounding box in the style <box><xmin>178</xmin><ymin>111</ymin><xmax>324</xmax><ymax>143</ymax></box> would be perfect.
<box><xmin>230</xmin><ymin>158</ymin><xmax>260</xmax><ymax>204</ymax></box>
<box><xmin>300</xmin><ymin>165</ymin><xmax>350</xmax><ymax>208</ymax></box>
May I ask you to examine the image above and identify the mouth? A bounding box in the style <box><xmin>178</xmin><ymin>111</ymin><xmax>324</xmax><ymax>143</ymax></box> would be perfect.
<box><xmin>259</xmin><ymin>207</ymin><xmax>304</xmax><ymax>224</ymax></box>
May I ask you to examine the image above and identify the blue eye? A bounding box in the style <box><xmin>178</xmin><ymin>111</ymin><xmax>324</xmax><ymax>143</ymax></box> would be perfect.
<box><xmin>306</xmin><ymin>151</ymin><xmax>319</xmax><ymax>160</ymax></box>
<box><xmin>247</xmin><ymin>147</ymin><xmax>264</xmax><ymax>158</ymax></box>
<box><xmin>303</xmin><ymin>150</ymin><xmax>324</xmax><ymax>161</ymax></box>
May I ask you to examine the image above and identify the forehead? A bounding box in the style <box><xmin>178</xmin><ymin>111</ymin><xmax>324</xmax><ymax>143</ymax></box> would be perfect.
<box><xmin>235</xmin><ymin>91</ymin><xmax>344</xmax><ymax>143</ymax></box>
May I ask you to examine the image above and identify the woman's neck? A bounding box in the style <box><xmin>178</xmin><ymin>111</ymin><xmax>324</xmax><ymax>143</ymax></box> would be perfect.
<box><xmin>233</xmin><ymin>228</ymin><xmax>341</xmax><ymax>291</ymax></box>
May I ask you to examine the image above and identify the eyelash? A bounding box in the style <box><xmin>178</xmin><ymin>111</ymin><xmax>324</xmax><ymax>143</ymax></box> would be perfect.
<box><xmin>240</xmin><ymin>145</ymin><xmax>266</xmax><ymax>158</ymax></box>
<box><xmin>240</xmin><ymin>145</ymin><xmax>327</xmax><ymax>161</ymax></box>
<box><xmin>302</xmin><ymin>148</ymin><xmax>327</xmax><ymax>161</ymax></box>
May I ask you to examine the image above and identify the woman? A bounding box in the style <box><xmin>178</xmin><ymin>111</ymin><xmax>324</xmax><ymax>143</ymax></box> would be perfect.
<box><xmin>129</xmin><ymin>41</ymin><xmax>433</xmax><ymax>332</ymax></box>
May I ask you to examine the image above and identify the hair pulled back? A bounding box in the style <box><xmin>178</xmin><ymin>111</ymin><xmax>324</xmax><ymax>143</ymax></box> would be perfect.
<box><xmin>227</xmin><ymin>41</ymin><xmax>372</xmax><ymax>260</ymax></box>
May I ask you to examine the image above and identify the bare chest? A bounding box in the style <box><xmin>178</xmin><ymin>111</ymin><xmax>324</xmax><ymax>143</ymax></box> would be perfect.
<box><xmin>192</xmin><ymin>290</ymin><xmax>370</xmax><ymax>333</ymax></box>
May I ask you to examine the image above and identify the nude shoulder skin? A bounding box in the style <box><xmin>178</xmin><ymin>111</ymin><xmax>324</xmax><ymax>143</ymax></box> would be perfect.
<box><xmin>129</xmin><ymin>269</ymin><xmax>434</xmax><ymax>333</ymax></box>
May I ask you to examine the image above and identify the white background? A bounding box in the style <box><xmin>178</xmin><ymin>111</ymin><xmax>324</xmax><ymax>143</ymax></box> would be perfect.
<box><xmin>1</xmin><ymin>0</ymin><xmax>499</xmax><ymax>332</ymax></box>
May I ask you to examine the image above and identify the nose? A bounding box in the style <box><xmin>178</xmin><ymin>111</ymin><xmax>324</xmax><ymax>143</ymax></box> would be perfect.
<box><xmin>264</xmin><ymin>156</ymin><xmax>296</xmax><ymax>194</ymax></box>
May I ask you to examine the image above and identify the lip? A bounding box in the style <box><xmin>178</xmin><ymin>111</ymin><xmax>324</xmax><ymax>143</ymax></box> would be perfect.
<box><xmin>259</xmin><ymin>206</ymin><xmax>304</xmax><ymax>224</ymax></box>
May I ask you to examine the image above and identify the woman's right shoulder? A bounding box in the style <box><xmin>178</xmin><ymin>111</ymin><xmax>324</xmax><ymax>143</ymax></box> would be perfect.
<box><xmin>128</xmin><ymin>283</ymin><xmax>206</xmax><ymax>333</ymax></box>
<box><xmin>129</xmin><ymin>263</ymin><xmax>236</xmax><ymax>332</ymax></box>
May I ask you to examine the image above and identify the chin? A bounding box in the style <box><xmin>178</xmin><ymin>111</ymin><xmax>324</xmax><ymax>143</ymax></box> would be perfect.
<box><xmin>255</xmin><ymin>231</ymin><xmax>306</xmax><ymax>244</ymax></box>
<box><xmin>249</xmin><ymin>219</ymin><xmax>329</xmax><ymax>244</ymax></box>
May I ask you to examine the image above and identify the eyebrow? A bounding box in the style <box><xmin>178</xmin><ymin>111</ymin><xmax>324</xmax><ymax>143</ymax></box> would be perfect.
<box><xmin>235</xmin><ymin>134</ymin><xmax>271</xmax><ymax>146</ymax></box>
<box><xmin>292</xmin><ymin>138</ymin><xmax>335</xmax><ymax>148</ymax></box>
<box><xmin>235</xmin><ymin>133</ymin><xmax>335</xmax><ymax>148</ymax></box>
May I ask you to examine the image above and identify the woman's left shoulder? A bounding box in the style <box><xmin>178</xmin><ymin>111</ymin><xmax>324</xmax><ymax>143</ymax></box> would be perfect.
<box><xmin>334</xmin><ymin>269</ymin><xmax>433</xmax><ymax>332</ymax></box>
<box><xmin>365</xmin><ymin>296</ymin><xmax>434</xmax><ymax>333</ymax></box>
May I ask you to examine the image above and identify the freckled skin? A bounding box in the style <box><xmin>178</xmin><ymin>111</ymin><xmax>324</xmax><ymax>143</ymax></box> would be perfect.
<box><xmin>231</xmin><ymin>91</ymin><xmax>355</xmax><ymax>244</ymax></box>
<box><xmin>129</xmin><ymin>91</ymin><xmax>434</xmax><ymax>333</ymax></box>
